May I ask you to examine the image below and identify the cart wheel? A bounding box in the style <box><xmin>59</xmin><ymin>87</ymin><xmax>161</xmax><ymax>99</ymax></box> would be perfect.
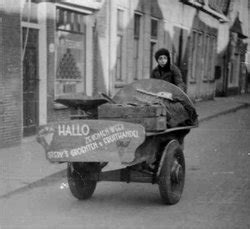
<box><xmin>67</xmin><ymin>162</ymin><xmax>98</xmax><ymax>200</ymax></box>
<box><xmin>158</xmin><ymin>140</ymin><xmax>185</xmax><ymax>205</ymax></box>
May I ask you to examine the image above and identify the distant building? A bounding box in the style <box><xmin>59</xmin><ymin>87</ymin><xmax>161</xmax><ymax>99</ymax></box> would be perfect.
<box><xmin>0</xmin><ymin>0</ymin><xmax>249</xmax><ymax>147</ymax></box>
<box><xmin>215</xmin><ymin>0</ymin><xmax>249</xmax><ymax>96</ymax></box>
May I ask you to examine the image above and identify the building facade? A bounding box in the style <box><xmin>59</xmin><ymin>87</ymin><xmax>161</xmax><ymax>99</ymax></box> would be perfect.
<box><xmin>215</xmin><ymin>0</ymin><xmax>249</xmax><ymax>96</ymax></box>
<box><xmin>0</xmin><ymin>0</ymin><xmax>249</xmax><ymax>147</ymax></box>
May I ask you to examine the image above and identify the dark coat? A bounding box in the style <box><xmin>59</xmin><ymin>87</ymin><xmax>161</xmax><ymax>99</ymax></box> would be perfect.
<box><xmin>151</xmin><ymin>64</ymin><xmax>185</xmax><ymax>91</ymax></box>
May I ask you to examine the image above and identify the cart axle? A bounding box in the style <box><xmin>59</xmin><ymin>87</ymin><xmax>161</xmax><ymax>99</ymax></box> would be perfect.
<box><xmin>85</xmin><ymin>168</ymin><xmax>157</xmax><ymax>184</ymax></box>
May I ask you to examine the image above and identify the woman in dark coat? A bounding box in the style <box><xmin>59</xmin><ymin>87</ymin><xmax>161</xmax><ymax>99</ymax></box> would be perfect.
<box><xmin>151</xmin><ymin>48</ymin><xmax>185</xmax><ymax>91</ymax></box>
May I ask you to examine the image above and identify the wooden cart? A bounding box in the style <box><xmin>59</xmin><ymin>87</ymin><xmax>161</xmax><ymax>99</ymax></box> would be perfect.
<box><xmin>37</xmin><ymin>79</ymin><xmax>198</xmax><ymax>205</ymax></box>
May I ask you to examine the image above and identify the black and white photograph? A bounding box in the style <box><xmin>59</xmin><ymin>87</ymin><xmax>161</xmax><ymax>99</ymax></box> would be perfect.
<box><xmin>0</xmin><ymin>0</ymin><xmax>250</xmax><ymax>228</ymax></box>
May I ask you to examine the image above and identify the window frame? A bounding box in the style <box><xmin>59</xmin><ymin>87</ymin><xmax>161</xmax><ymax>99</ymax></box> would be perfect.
<box><xmin>150</xmin><ymin>17</ymin><xmax>159</xmax><ymax>74</ymax></box>
<box><xmin>151</xmin><ymin>17</ymin><xmax>158</xmax><ymax>41</ymax></box>
<box><xmin>189</xmin><ymin>30</ymin><xmax>217</xmax><ymax>84</ymax></box>
<box><xmin>115</xmin><ymin>8</ymin><xmax>125</xmax><ymax>82</ymax></box>
<box><xmin>189</xmin><ymin>30</ymin><xmax>198</xmax><ymax>82</ymax></box>
<box><xmin>55</xmin><ymin>7</ymin><xmax>86</xmax><ymax>96</ymax></box>
<box><xmin>133</xmin><ymin>12</ymin><xmax>142</xmax><ymax>80</ymax></box>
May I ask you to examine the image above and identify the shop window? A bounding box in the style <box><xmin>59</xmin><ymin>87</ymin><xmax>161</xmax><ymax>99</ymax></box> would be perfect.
<box><xmin>55</xmin><ymin>8</ymin><xmax>86</xmax><ymax>96</ymax></box>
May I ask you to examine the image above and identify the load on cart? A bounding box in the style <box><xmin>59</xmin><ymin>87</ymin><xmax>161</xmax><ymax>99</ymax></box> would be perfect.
<box><xmin>37</xmin><ymin>79</ymin><xmax>198</xmax><ymax>205</ymax></box>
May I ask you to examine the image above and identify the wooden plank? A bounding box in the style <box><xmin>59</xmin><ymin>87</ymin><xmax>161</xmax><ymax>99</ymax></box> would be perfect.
<box><xmin>98</xmin><ymin>103</ymin><xmax>166</xmax><ymax>118</ymax></box>
<box><xmin>37</xmin><ymin>120</ymin><xmax>145</xmax><ymax>164</ymax></box>
<box><xmin>101</xmin><ymin>116</ymin><xmax>166</xmax><ymax>131</ymax></box>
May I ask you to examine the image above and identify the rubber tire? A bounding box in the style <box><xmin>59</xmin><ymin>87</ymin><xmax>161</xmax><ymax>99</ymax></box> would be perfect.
<box><xmin>158</xmin><ymin>141</ymin><xmax>185</xmax><ymax>205</ymax></box>
<box><xmin>67</xmin><ymin>162</ymin><xmax>97</xmax><ymax>200</ymax></box>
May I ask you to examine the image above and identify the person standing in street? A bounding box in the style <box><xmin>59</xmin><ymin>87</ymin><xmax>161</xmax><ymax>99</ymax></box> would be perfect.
<box><xmin>151</xmin><ymin>48</ymin><xmax>185</xmax><ymax>91</ymax></box>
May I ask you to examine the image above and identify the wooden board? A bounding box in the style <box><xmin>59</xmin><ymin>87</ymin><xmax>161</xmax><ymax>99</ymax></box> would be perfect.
<box><xmin>98</xmin><ymin>103</ymin><xmax>166</xmax><ymax>118</ymax></box>
<box><xmin>101</xmin><ymin>116</ymin><xmax>166</xmax><ymax>131</ymax></box>
<box><xmin>37</xmin><ymin>120</ymin><xmax>145</xmax><ymax>164</ymax></box>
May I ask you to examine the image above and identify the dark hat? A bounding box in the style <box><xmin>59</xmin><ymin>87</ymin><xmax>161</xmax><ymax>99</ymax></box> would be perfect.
<box><xmin>154</xmin><ymin>48</ymin><xmax>170</xmax><ymax>61</ymax></box>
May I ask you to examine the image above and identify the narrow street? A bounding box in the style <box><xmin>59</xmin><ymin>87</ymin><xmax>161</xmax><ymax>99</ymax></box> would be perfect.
<box><xmin>1</xmin><ymin>107</ymin><xmax>250</xmax><ymax>229</ymax></box>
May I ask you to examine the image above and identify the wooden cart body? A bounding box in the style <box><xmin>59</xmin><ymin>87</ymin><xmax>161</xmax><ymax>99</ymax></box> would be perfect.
<box><xmin>37</xmin><ymin>79</ymin><xmax>198</xmax><ymax>204</ymax></box>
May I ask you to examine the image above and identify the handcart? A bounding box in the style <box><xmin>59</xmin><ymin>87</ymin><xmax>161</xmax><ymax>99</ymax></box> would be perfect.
<box><xmin>37</xmin><ymin>79</ymin><xmax>198</xmax><ymax>205</ymax></box>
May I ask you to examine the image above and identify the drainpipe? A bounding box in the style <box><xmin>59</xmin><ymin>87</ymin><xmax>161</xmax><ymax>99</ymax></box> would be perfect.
<box><xmin>108</xmin><ymin>0</ymin><xmax>112</xmax><ymax>96</ymax></box>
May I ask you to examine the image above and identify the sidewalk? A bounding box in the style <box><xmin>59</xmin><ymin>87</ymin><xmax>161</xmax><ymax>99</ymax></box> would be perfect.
<box><xmin>196</xmin><ymin>94</ymin><xmax>250</xmax><ymax>122</ymax></box>
<box><xmin>1</xmin><ymin>94</ymin><xmax>250</xmax><ymax>198</ymax></box>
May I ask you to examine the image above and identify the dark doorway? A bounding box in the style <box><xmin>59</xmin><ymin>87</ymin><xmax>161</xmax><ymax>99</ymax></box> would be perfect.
<box><xmin>22</xmin><ymin>28</ymin><xmax>39</xmax><ymax>137</ymax></box>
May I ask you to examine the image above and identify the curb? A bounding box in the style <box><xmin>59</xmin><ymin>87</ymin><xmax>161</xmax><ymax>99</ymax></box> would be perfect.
<box><xmin>2</xmin><ymin>102</ymin><xmax>250</xmax><ymax>198</ymax></box>
<box><xmin>0</xmin><ymin>169</ymin><xmax>67</xmax><ymax>199</ymax></box>
<box><xmin>198</xmin><ymin>103</ymin><xmax>250</xmax><ymax>123</ymax></box>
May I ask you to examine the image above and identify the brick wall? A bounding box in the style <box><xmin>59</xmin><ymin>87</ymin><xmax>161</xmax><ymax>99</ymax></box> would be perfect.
<box><xmin>0</xmin><ymin>1</ymin><xmax>22</xmax><ymax>148</ymax></box>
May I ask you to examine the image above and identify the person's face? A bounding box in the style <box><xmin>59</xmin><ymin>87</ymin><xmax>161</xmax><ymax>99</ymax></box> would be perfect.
<box><xmin>157</xmin><ymin>55</ymin><xmax>168</xmax><ymax>67</ymax></box>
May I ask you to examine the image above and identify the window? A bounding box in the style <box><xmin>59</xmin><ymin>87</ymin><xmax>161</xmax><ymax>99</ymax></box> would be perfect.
<box><xmin>133</xmin><ymin>13</ymin><xmax>141</xmax><ymax>80</ymax></box>
<box><xmin>117</xmin><ymin>9</ymin><xmax>124</xmax><ymax>34</ymax></box>
<box><xmin>209</xmin><ymin>36</ymin><xmax>216</xmax><ymax>80</ymax></box>
<box><xmin>203</xmin><ymin>35</ymin><xmax>210</xmax><ymax>80</ymax></box>
<box><xmin>151</xmin><ymin>18</ymin><xmax>158</xmax><ymax>40</ymax></box>
<box><xmin>207</xmin><ymin>37</ymin><xmax>213</xmax><ymax>80</ymax></box>
<box><xmin>190</xmin><ymin>31</ymin><xmax>197</xmax><ymax>81</ymax></box>
<box><xmin>229</xmin><ymin>55</ymin><xmax>240</xmax><ymax>85</ymax></box>
<box><xmin>55</xmin><ymin>8</ymin><xmax>86</xmax><ymax>96</ymax></box>
<box><xmin>208</xmin><ymin>0</ymin><xmax>230</xmax><ymax>15</ymax></box>
<box><xmin>150</xmin><ymin>18</ymin><xmax>158</xmax><ymax>74</ymax></box>
<box><xmin>134</xmin><ymin>13</ymin><xmax>141</xmax><ymax>39</ymax></box>
<box><xmin>203</xmin><ymin>35</ymin><xmax>216</xmax><ymax>81</ymax></box>
<box><xmin>150</xmin><ymin>42</ymin><xmax>157</xmax><ymax>74</ymax></box>
<box><xmin>190</xmin><ymin>30</ymin><xmax>217</xmax><ymax>83</ymax></box>
<box><xmin>116</xmin><ymin>35</ymin><xmax>123</xmax><ymax>81</ymax></box>
<box><xmin>115</xmin><ymin>9</ymin><xmax>124</xmax><ymax>81</ymax></box>
<box><xmin>197</xmin><ymin>32</ymin><xmax>204</xmax><ymax>79</ymax></box>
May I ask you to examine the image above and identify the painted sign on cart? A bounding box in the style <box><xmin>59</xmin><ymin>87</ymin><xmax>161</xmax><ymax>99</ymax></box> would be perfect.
<box><xmin>37</xmin><ymin>120</ymin><xmax>145</xmax><ymax>163</ymax></box>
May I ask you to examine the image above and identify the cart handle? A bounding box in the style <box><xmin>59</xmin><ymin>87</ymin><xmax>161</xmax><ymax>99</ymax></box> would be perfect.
<box><xmin>99</xmin><ymin>92</ymin><xmax>116</xmax><ymax>104</ymax></box>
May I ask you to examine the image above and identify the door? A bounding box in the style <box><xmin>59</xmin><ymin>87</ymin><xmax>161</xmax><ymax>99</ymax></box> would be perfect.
<box><xmin>23</xmin><ymin>28</ymin><xmax>39</xmax><ymax>136</ymax></box>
